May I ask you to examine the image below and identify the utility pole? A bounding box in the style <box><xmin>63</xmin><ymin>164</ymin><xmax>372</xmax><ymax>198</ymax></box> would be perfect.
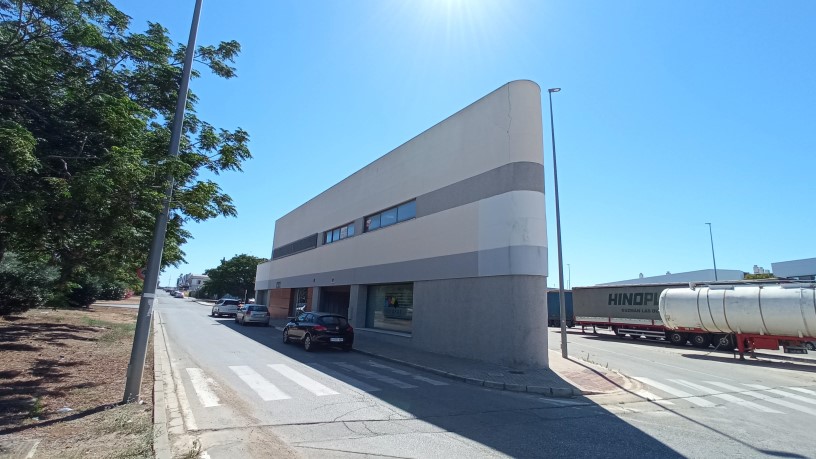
<box><xmin>547</xmin><ymin>87</ymin><xmax>569</xmax><ymax>359</ymax></box>
<box><xmin>123</xmin><ymin>0</ymin><xmax>204</xmax><ymax>403</ymax></box>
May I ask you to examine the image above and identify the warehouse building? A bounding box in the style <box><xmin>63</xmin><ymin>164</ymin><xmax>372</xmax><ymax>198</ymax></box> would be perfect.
<box><xmin>255</xmin><ymin>81</ymin><xmax>549</xmax><ymax>367</ymax></box>
<box><xmin>772</xmin><ymin>257</ymin><xmax>816</xmax><ymax>281</ymax></box>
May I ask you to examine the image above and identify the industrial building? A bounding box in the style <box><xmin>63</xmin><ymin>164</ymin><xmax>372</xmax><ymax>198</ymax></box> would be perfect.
<box><xmin>772</xmin><ymin>257</ymin><xmax>816</xmax><ymax>281</ymax></box>
<box><xmin>601</xmin><ymin>269</ymin><xmax>745</xmax><ymax>286</ymax></box>
<box><xmin>255</xmin><ymin>81</ymin><xmax>549</xmax><ymax>367</ymax></box>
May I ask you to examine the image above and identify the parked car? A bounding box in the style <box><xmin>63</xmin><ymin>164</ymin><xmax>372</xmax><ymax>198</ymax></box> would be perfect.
<box><xmin>173</xmin><ymin>291</ymin><xmax>184</xmax><ymax>298</ymax></box>
<box><xmin>211</xmin><ymin>298</ymin><xmax>242</xmax><ymax>317</ymax></box>
<box><xmin>235</xmin><ymin>304</ymin><xmax>270</xmax><ymax>326</ymax></box>
<box><xmin>283</xmin><ymin>312</ymin><xmax>353</xmax><ymax>352</ymax></box>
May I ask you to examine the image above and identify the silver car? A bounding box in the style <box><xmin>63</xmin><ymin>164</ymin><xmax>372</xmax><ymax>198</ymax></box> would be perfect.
<box><xmin>211</xmin><ymin>298</ymin><xmax>241</xmax><ymax>317</ymax></box>
<box><xmin>235</xmin><ymin>304</ymin><xmax>271</xmax><ymax>326</ymax></box>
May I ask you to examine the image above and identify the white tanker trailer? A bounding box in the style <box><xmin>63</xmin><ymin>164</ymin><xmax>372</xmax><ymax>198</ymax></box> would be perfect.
<box><xmin>659</xmin><ymin>283</ymin><xmax>816</xmax><ymax>358</ymax></box>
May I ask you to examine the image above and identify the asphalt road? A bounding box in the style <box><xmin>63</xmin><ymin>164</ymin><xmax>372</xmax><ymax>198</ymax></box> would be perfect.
<box><xmin>156</xmin><ymin>294</ymin><xmax>816</xmax><ymax>458</ymax></box>
<box><xmin>549</xmin><ymin>327</ymin><xmax>816</xmax><ymax>458</ymax></box>
<box><xmin>155</xmin><ymin>296</ymin><xmax>679</xmax><ymax>458</ymax></box>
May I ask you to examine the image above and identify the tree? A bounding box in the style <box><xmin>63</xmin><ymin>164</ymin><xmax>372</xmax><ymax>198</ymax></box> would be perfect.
<box><xmin>198</xmin><ymin>254</ymin><xmax>267</xmax><ymax>300</ymax></box>
<box><xmin>0</xmin><ymin>0</ymin><xmax>251</xmax><ymax>310</ymax></box>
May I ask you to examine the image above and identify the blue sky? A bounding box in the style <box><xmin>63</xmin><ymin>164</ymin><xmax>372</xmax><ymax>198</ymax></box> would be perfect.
<box><xmin>116</xmin><ymin>0</ymin><xmax>816</xmax><ymax>288</ymax></box>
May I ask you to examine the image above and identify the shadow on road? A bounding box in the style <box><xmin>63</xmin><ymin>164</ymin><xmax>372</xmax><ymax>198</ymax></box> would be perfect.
<box><xmin>199</xmin><ymin>315</ymin><xmax>692</xmax><ymax>457</ymax></box>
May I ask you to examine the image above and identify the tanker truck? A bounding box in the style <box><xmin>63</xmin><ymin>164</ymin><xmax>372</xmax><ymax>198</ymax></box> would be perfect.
<box><xmin>660</xmin><ymin>283</ymin><xmax>816</xmax><ymax>358</ymax></box>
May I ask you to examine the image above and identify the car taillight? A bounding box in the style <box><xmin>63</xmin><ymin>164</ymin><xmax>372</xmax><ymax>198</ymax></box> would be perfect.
<box><xmin>347</xmin><ymin>325</ymin><xmax>353</xmax><ymax>333</ymax></box>
<box><xmin>313</xmin><ymin>325</ymin><xmax>327</xmax><ymax>331</ymax></box>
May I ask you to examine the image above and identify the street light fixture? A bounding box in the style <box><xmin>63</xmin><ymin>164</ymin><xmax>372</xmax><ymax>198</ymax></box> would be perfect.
<box><xmin>547</xmin><ymin>87</ymin><xmax>568</xmax><ymax>359</ymax></box>
<box><xmin>705</xmin><ymin>223</ymin><xmax>718</xmax><ymax>281</ymax></box>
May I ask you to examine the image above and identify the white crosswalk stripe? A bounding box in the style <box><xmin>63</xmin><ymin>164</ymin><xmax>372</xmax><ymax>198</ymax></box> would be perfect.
<box><xmin>635</xmin><ymin>389</ymin><xmax>675</xmax><ymax>405</ymax></box>
<box><xmin>334</xmin><ymin>362</ymin><xmax>418</xmax><ymax>389</ymax></box>
<box><xmin>309</xmin><ymin>363</ymin><xmax>381</xmax><ymax>392</ymax></box>
<box><xmin>268</xmin><ymin>364</ymin><xmax>338</xmax><ymax>396</ymax></box>
<box><xmin>706</xmin><ymin>381</ymin><xmax>816</xmax><ymax>416</ymax></box>
<box><xmin>786</xmin><ymin>387</ymin><xmax>816</xmax><ymax>397</ymax></box>
<box><xmin>743</xmin><ymin>384</ymin><xmax>816</xmax><ymax>406</ymax></box>
<box><xmin>366</xmin><ymin>361</ymin><xmax>449</xmax><ymax>386</ymax></box>
<box><xmin>670</xmin><ymin>379</ymin><xmax>782</xmax><ymax>413</ymax></box>
<box><xmin>633</xmin><ymin>377</ymin><xmax>716</xmax><ymax>407</ymax></box>
<box><xmin>229</xmin><ymin>365</ymin><xmax>291</xmax><ymax>401</ymax></box>
<box><xmin>185</xmin><ymin>368</ymin><xmax>221</xmax><ymax>407</ymax></box>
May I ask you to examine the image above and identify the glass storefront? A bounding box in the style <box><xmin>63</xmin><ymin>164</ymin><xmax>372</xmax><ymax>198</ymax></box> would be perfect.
<box><xmin>366</xmin><ymin>283</ymin><xmax>413</xmax><ymax>333</ymax></box>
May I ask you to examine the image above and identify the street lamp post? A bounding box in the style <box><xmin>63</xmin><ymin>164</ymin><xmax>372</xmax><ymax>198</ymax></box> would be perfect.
<box><xmin>567</xmin><ymin>263</ymin><xmax>571</xmax><ymax>290</ymax></box>
<box><xmin>705</xmin><ymin>223</ymin><xmax>718</xmax><ymax>281</ymax></box>
<box><xmin>548</xmin><ymin>87</ymin><xmax>568</xmax><ymax>359</ymax></box>
<box><xmin>122</xmin><ymin>0</ymin><xmax>204</xmax><ymax>404</ymax></box>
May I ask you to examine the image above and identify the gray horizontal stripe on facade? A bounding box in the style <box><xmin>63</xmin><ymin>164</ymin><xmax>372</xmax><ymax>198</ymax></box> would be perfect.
<box><xmin>416</xmin><ymin>161</ymin><xmax>544</xmax><ymax>218</ymax></box>
<box><xmin>256</xmin><ymin>245</ymin><xmax>547</xmax><ymax>290</ymax></box>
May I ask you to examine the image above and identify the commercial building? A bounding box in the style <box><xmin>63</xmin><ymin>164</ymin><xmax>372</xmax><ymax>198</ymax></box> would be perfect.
<box><xmin>600</xmin><ymin>269</ymin><xmax>745</xmax><ymax>286</ymax></box>
<box><xmin>772</xmin><ymin>257</ymin><xmax>816</xmax><ymax>281</ymax></box>
<box><xmin>255</xmin><ymin>81</ymin><xmax>549</xmax><ymax>367</ymax></box>
<box><xmin>178</xmin><ymin>273</ymin><xmax>210</xmax><ymax>293</ymax></box>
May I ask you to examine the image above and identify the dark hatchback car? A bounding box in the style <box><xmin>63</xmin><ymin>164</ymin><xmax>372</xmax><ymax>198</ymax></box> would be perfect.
<box><xmin>283</xmin><ymin>312</ymin><xmax>354</xmax><ymax>352</ymax></box>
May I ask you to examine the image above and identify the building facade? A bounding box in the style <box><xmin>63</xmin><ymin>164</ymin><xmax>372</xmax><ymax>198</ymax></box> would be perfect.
<box><xmin>255</xmin><ymin>81</ymin><xmax>549</xmax><ymax>367</ymax></box>
<box><xmin>178</xmin><ymin>273</ymin><xmax>210</xmax><ymax>292</ymax></box>
<box><xmin>772</xmin><ymin>257</ymin><xmax>816</xmax><ymax>281</ymax></box>
<box><xmin>600</xmin><ymin>269</ymin><xmax>745</xmax><ymax>286</ymax></box>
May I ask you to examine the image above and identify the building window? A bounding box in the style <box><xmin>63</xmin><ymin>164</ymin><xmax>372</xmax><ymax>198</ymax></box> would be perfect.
<box><xmin>324</xmin><ymin>223</ymin><xmax>354</xmax><ymax>244</ymax></box>
<box><xmin>365</xmin><ymin>199</ymin><xmax>416</xmax><ymax>233</ymax></box>
<box><xmin>365</xmin><ymin>283</ymin><xmax>413</xmax><ymax>333</ymax></box>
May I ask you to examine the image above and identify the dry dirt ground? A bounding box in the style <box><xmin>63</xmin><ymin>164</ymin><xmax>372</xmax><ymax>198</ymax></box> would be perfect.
<box><xmin>0</xmin><ymin>300</ymin><xmax>155</xmax><ymax>459</ymax></box>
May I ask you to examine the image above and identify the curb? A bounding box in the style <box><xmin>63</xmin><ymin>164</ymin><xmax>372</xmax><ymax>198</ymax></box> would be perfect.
<box><xmin>349</xmin><ymin>344</ymin><xmax>583</xmax><ymax>398</ymax></box>
<box><xmin>751</xmin><ymin>352</ymin><xmax>816</xmax><ymax>365</ymax></box>
<box><xmin>152</xmin><ymin>316</ymin><xmax>172</xmax><ymax>459</ymax></box>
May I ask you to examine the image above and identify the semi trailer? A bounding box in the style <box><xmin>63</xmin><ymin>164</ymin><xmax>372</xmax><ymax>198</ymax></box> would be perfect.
<box><xmin>572</xmin><ymin>283</ymin><xmax>687</xmax><ymax>339</ymax></box>
<box><xmin>546</xmin><ymin>290</ymin><xmax>574</xmax><ymax>327</ymax></box>
<box><xmin>660</xmin><ymin>283</ymin><xmax>816</xmax><ymax>358</ymax></box>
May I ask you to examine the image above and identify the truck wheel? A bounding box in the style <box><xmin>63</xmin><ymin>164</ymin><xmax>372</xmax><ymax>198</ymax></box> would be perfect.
<box><xmin>690</xmin><ymin>334</ymin><xmax>711</xmax><ymax>348</ymax></box>
<box><xmin>806</xmin><ymin>342</ymin><xmax>816</xmax><ymax>351</ymax></box>
<box><xmin>668</xmin><ymin>332</ymin><xmax>687</xmax><ymax>346</ymax></box>
<box><xmin>713</xmin><ymin>334</ymin><xmax>734</xmax><ymax>349</ymax></box>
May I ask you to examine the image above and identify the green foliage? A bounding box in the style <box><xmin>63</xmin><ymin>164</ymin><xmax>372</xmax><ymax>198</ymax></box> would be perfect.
<box><xmin>0</xmin><ymin>252</ymin><xmax>59</xmax><ymax>315</ymax></box>
<box><xmin>744</xmin><ymin>273</ymin><xmax>775</xmax><ymax>280</ymax></box>
<box><xmin>0</xmin><ymin>1</ymin><xmax>252</xmax><ymax>311</ymax></box>
<box><xmin>198</xmin><ymin>254</ymin><xmax>267</xmax><ymax>299</ymax></box>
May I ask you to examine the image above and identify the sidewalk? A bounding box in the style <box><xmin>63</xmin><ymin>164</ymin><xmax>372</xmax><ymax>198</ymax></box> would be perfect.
<box><xmin>270</xmin><ymin>319</ymin><xmax>627</xmax><ymax>397</ymax></box>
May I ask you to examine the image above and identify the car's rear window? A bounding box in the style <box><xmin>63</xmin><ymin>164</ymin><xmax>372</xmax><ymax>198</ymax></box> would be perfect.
<box><xmin>319</xmin><ymin>316</ymin><xmax>348</xmax><ymax>327</ymax></box>
<box><xmin>249</xmin><ymin>306</ymin><xmax>267</xmax><ymax>312</ymax></box>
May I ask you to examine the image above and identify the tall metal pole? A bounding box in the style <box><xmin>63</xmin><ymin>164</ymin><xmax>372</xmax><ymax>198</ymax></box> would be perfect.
<box><xmin>123</xmin><ymin>0</ymin><xmax>204</xmax><ymax>403</ymax></box>
<box><xmin>705</xmin><ymin>222</ymin><xmax>718</xmax><ymax>281</ymax></box>
<box><xmin>548</xmin><ymin>88</ymin><xmax>568</xmax><ymax>359</ymax></box>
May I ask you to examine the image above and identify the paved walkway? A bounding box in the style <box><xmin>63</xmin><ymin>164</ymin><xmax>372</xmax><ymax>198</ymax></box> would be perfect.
<box><xmin>269</xmin><ymin>319</ymin><xmax>627</xmax><ymax>397</ymax></box>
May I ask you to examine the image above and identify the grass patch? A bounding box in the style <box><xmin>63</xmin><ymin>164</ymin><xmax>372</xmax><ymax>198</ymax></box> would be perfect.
<box><xmin>29</xmin><ymin>397</ymin><xmax>45</xmax><ymax>418</ymax></box>
<box><xmin>82</xmin><ymin>317</ymin><xmax>136</xmax><ymax>342</ymax></box>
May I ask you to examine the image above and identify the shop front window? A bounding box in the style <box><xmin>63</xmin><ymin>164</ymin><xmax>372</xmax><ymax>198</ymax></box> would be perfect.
<box><xmin>366</xmin><ymin>283</ymin><xmax>413</xmax><ymax>333</ymax></box>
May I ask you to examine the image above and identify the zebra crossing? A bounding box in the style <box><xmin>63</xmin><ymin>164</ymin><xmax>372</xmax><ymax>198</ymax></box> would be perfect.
<box><xmin>184</xmin><ymin>360</ymin><xmax>449</xmax><ymax>407</ymax></box>
<box><xmin>633</xmin><ymin>376</ymin><xmax>816</xmax><ymax>416</ymax></box>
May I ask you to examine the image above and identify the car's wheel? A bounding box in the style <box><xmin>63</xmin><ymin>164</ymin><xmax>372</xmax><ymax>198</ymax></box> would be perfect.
<box><xmin>304</xmin><ymin>334</ymin><xmax>314</xmax><ymax>352</ymax></box>
<box><xmin>265</xmin><ymin>321</ymin><xmax>271</xmax><ymax>327</ymax></box>
<box><xmin>806</xmin><ymin>342</ymin><xmax>816</xmax><ymax>351</ymax></box>
<box><xmin>234</xmin><ymin>316</ymin><xmax>238</xmax><ymax>323</ymax></box>
<box><xmin>668</xmin><ymin>332</ymin><xmax>687</xmax><ymax>346</ymax></box>
<box><xmin>211</xmin><ymin>309</ymin><xmax>216</xmax><ymax>317</ymax></box>
<box><xmin>691</xmin><ymin>334</ymin><xmax>711</xmax><ymax>348</ymax></box>
<box><xmin>283</xmin><ymin>329</ymin><xmax>291</xmax><ymax>344</ymax></box>
<box><xmin>342</xmin><ymin>345</ymin><xmax>352</xmax><ymax>352</ymax></box>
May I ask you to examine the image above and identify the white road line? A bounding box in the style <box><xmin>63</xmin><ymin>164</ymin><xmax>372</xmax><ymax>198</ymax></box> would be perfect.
<box><xmin>538</xmin><ymin>397</ymin><xmax>585</xmax><ymax>406</ymax></box>
<box><xmin>787</xmin><ymin>387</ymin><xmax>816</xmax><ymax>397</ymax></box>
<box><xmin>268</xmin><ymin>364</ymin><xmax>339</xmax><ymax>396</ymax></box>
<box><xmin>706</xmin><ymin>381</ymin><xmax>816</xmax><ymax>416</ymax></box>
<box><xmin>633</xmin><ymin>377</ymin><xmax>716</xmax><ymax>407</ymax></box>
<box><xmin>635</xmin><ymin>389</ymin><xmax>675</xmax><ymax>405</ymax></box>
<box><xmin>309</xmin><ymin>363</ymin><xmax>381</xmax><ymax>392</ymax></box>
<box><xmin>229</xmin><ymin>366</ymin><xmax>291</xmax><ymax>401</ymax></box>
<box><xmin>185</xmin><ymin>368</ymin><xmax>221</xmax><ymax>407</ymax></box>
<box><xmin>670</xmin><ymin>380</ymin><xmax>781</xmax><ymax>413</ymax></box>
<box><xmin>334</xmin><ymin>362</ymin><xmax>418</xmax><ymax>389</ymax></box>
<box><xmin>743</xmin><ymin>384</ymin><xmax>816</xmax><ymax>406</ymax></box>
<box><xmin>367</xmin><ymin>361</ymin><xmax>448</xmax><ymax>386</ymax></box>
